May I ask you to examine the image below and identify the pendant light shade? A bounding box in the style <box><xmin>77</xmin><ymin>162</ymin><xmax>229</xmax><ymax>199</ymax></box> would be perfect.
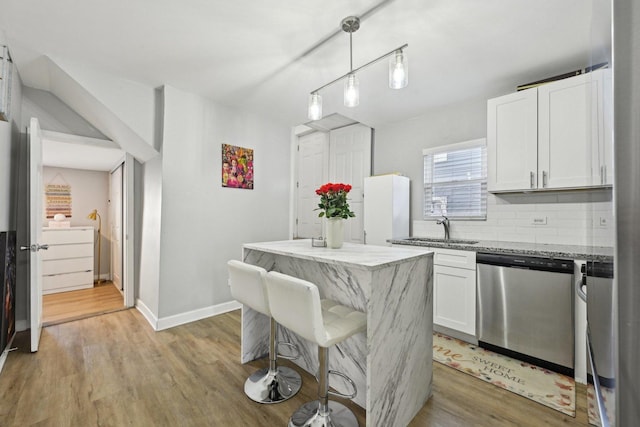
<box><xmin>308</xmin><ymin>92</ymin><xmax>323</xmax><ymax>120</ymax></box>
<box><xmin>344</xmin><ymin>74</ymin><xmax>360</xmax><ymax>107</ymax></box>
<box><xmin>389</xmin><ymin>49</ymin><xmax>408</xmax><ymax>89</ymax></box>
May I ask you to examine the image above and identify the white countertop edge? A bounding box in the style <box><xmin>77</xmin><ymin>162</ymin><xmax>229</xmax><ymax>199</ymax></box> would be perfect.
<box><xmin>243</xmin><ymin>239</ymin><xmax>433</xmax><ymax>270</ymax></box>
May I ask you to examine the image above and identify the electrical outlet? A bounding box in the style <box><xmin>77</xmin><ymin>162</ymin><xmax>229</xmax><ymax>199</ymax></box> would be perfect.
<box><xmin>530</xmin><ymin>216</ymin><xmax>547</xmax><ymax>225</ymax></box>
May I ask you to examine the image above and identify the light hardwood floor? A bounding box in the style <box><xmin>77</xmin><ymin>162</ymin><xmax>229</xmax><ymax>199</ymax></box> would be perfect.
<box><xmin>42</xmin><ymin>281</ymin><xmax>125</xmax><ymax>326</ymax></box>
<box><xmin>0</xmin><ymin>310</ymin><xmax>589</xmax><ymax>426</ymax></box>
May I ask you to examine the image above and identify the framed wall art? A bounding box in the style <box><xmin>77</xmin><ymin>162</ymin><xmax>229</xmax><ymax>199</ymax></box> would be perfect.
<box><xmin>222</xmin><ymin>144</ymin><xmax>254</xmax><ymax>190</ymax></box>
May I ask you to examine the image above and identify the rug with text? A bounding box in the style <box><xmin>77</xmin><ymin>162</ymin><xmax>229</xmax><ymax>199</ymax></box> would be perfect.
<box><xmin>433</xmin><ymin>332</ymin><xmax>576</xmax><ymax>417</ymax></box>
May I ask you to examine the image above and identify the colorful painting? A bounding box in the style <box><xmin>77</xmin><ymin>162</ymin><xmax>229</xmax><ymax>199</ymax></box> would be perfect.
<box><xmin>45</xmin><ymin>183</ymin><xmax>72</xmax><ymax>218</ymax></box>
<box><xmin>222</xmin><ymin>144</ymin><xmax>254</xmax><ymax>189</ymax></box>
<box><xmin>0</xmin><ymin>231</ymin><xmax>16</xmax><ymax>353</ymax></box>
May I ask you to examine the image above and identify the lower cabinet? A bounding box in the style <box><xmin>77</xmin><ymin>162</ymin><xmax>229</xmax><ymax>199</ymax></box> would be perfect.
<box><xmin>42</xmin><ymin>227</ymin><xmax>94</xmax><ymax>294</ymax></box>
<box><xmin>432</xmin><ymin>248</ymin><xmax>476</xmax><ymax>336</ymax></box>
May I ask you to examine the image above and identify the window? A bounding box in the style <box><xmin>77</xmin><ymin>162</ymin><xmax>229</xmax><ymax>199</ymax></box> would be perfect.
<box><xmin>423</xmin><ymin>139</ymin><xmax>487</xmax><ymax>220</ymax></box>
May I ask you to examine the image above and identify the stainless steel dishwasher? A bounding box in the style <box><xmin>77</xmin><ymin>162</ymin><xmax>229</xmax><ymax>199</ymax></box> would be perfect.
<box><xmin>476</xmin><ymin>252</ymin><xmax>575</xmax><ymax>376</ymax></box>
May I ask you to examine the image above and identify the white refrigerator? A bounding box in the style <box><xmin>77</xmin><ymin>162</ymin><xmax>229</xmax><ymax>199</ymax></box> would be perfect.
<box><xmin>363</xmin><ymin>174</ymin><xmax>410</xmax><ymax>246</ymax></box>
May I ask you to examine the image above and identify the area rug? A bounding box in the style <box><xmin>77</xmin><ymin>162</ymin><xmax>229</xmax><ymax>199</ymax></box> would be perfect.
<box><xmin>587</xmin><ymin>384</ymin><xmax>615</xmax><ymax>426</ymax></box>
<box><xmin>433</xmin><ymin>332</ymin><xmax>576</xmax><ymax>417</ymax></box>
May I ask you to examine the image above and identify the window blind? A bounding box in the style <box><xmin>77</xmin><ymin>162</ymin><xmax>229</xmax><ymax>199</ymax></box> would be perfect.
<box><xmin>423</xmin><ymin>139</ymin><xmax>487</xmax><ymax>219</ymax></box>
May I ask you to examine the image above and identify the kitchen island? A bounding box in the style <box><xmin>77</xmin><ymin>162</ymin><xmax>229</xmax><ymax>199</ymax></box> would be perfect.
<box><xmin>242</xmin><ymin>240</ymin><xmax>433</xmax><ymax>427</ymax></box>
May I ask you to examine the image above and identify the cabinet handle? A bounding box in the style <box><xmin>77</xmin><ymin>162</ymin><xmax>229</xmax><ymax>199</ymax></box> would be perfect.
<box><xmin>530</xmin><ymin>172</ymin><xmax>535</xmax><ymax>189</ymax></box>
<box><xmin>602</xmin><ymin>165</ymin><xmax>606</xmax><ymax>185</ymax></box>
<box><xmin>542</xmin><ymin>171</ymin><xmax>548</xmax><ymax>188</ymax></box>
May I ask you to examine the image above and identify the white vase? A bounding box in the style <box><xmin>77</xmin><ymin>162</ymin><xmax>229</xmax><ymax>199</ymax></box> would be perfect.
<box><xmin>326</xmin><ymin>218</ymin><xmax>344</xmax><ymax>249</ymax></box>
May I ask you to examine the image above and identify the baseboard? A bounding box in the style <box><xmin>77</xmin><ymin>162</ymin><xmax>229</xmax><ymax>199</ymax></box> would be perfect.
<box><xmin>156</xmin><ymin>300</ymin><xmax>242</xmax><ymax>331</ymax></box>
<box><xmin>135</xmin><ymin>299</ymin><xmax>159</xmax><ymax>330</ymax></box>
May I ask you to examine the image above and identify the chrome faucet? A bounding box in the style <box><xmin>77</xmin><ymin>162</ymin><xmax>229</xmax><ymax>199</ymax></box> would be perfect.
<box><xmin>436</xmin><ymin>216</ymin><xmax>450</xmax><ymax>240</ymax></box>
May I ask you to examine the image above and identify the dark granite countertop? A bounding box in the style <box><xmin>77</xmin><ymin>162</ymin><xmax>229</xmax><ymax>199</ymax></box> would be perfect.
<box><xmin>389</xmin><ymin>237</ymin><xmax>614</xmax><ymax>262</ymax></box>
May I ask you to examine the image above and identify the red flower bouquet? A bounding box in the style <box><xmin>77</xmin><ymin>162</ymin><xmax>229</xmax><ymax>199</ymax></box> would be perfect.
<box><xmin>315</xmin><ymin>182</ymin><xmax>355</xmax><ymax>219</ymax></box>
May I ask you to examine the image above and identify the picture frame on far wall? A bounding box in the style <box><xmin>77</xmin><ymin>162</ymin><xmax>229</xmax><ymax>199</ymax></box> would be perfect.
<box><xmin>222</xmin><ymin>144</ymin><xmax>254</xmax><ymax>190</ymax></box>
<box><xmin>0</xmin><ymin>231</ymin><xmax>16</xmax><ymax>353</ymax></box>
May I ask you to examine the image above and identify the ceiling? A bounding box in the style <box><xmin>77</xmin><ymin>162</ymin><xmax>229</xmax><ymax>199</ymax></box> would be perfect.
<box><xmin>0</xmin><ymin>0</ymin><xmax>610</xmax><ymax>130</ymax></box>
<box><xmin>41</xmin><ymin>133</ymin><xmax>124</xmax><ymax>171</ymax></box>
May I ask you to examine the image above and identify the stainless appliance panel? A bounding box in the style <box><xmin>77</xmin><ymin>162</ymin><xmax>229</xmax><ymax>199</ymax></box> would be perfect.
<box><xmin>477</xmin><ymin>261</ymin><xmax>574</xmax><ymax>370</ymax></box>
<box><xmin>585</xmin><ymin>261</ymin><xmax>615</xmax><ymax>427</ymax></box>
<box><xmin>586</xmin><ymin>271</ymin><xmax>615</xmax><ymax>382</ymax></box>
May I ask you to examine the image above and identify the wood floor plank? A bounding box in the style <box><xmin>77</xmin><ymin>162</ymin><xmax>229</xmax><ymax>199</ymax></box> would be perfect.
<box><xmin>42</xmin><ymin>282</ymin><xmax>125</xmax><ymax>326</ymax></box>
<box><xmin>0</xmin><ymin>309</ymin><xmax>589</xmax><ymax>426</ymax></box>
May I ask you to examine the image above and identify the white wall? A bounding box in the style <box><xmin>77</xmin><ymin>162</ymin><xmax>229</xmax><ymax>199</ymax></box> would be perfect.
<box><xmin>42</xmin><ymin>166</ymin><xmax>110</xmax><ymax>278</ymax></box>
<box><xmin>374</xmin><ymin>96</ymin><xmax>615</xmax><ymax>247</ymax></box>
<box><xmin>154</xmin><ymin>85</ymin><xmax>290</xmax><ymax>319</ymax></box>
<box><xmin>137</xmin><ymin>155</ymin><xmax>162</xmax><ymax>319</ymax></box>
<box><xmin>374</xmin><ymin>97</ymin><xmax>488</xmax><ymax>222</ymax></box>
<box><xmin>53</xmin><ymin>58</ymin><xmax>157</xmax><ymax>148</ymax></box>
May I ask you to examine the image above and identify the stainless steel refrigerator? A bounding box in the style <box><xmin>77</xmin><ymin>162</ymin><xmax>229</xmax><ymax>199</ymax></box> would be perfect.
<box><xmin>612</xmin><ymin>0</ymin><xmax>640</xmax><ymax>425</ymax></box>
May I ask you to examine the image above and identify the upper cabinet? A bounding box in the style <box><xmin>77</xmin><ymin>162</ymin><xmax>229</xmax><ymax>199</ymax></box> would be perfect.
<box><xmin>487</xmin><ymin>69</ymin><xmax>612</xmax><ymax>192</ymax></box>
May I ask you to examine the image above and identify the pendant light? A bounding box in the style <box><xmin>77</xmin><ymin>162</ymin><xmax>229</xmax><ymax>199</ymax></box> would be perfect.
<box><xmin>308</xmin><ymin>92</ymin><xmax>322</xmax><ymax>120</ymax></box>
<box><xmin>389</xmin><ymin>49</ymin><xmax>408</xmax><ymax>89</ymax></box>
<box><xmin>307</xmin><ymin>16</ymin><xmax>408</xmax><ymax>120</ymax></box>
<box><xmin>344</xmin><ymin>73</ymin><xmax>359</xmax><ymax>107</ymax></box>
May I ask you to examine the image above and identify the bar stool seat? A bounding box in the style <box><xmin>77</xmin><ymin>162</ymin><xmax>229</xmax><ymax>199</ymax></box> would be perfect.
<box><xmin>265</xmin><ymin>271</ymin><xmax>367</xmax><ymax>427</ymax></box>
<box><xmin>227</xmin><ymin>260</ymin><xmax>302</xmax><ymax>404</ymax></box>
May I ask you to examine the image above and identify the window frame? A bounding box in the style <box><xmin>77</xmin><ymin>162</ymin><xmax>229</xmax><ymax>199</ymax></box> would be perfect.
<box><xmin>422</xmin><ymin>138</ymin><xmax>487</xmax><ymax>221</ymax></box>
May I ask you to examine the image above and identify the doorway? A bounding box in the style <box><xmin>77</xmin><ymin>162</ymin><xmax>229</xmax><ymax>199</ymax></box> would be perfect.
<box><xmin>39</xmin><ymin>131</ymin><xmax>131</xmax><ymax>326</ymax></box>
<box><xmin>293</xmin><ymin>120</ymin><xmax>372</xmax><ymax>243</ymax></box>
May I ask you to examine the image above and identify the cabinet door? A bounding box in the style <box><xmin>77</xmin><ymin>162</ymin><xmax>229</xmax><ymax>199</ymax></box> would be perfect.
<box><xmin>433</xmin><ymin>264</ymin><xmax>476</xmax><ymax>335</ymax></box>
<box><xmin>487</xmin><ymin>89</ymin><xmax>538</xmax><ymax>191</ymax></box>
<box><xmin>538</xmin><ymin>72</ymin><xmax>602</xmax><ymax>189</ymax></box>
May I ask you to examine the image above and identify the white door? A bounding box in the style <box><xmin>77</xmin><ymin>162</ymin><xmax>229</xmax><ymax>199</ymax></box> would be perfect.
<box><xmin>24</xmin><ymin>118</ymin><xmax>45</xmax><ymax>352</ymax></box>
<box><xmin>329</xmin><ymin>124</ymin><xmax>372</xmax><ymax>244</ymax></box>
<box><xmin>109</xmin><ymin>163</ymin><xmax>123</xmax><ymax>291</ymax></box>
<box><xmin>296</xmin><ymin>132</ymin><xmax>329</xmax><ymax>238</ymax></box>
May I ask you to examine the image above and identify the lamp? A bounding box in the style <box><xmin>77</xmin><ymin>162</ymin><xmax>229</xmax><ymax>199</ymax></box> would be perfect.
<box><xmin>87</xmin><ymin>209</ymin><xmax>102</xmax><ymax>284</ymax></box>
<box><xmin>307</xmin><ymin>16</ymin><xmax>408</xmax><ymax>120</ymax></box>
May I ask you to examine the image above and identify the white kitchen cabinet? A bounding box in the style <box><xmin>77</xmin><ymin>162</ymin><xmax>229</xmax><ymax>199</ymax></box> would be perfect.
<box><xmin>487</xmin><ymin>88</ymin><xmax>538</xmax><ymax>191</ymax></box>
<box><xmin>431</xmin><ymin>247</ymin><xmax>476</xmax><ymax>336</ymax></box>
<box><xmin>488</xmin><ymin>69</ymin><xmax>611</xmax><ymax>192</ymax></box>
<box><xmin>42</xmin><ymin>227</ymin><xmax>94</xmax><ymax>294</ymax></box>
<box><xmin>363</xmin><ymin>174</ymin><xmax>410</xmax><ymax>246</ymax></box>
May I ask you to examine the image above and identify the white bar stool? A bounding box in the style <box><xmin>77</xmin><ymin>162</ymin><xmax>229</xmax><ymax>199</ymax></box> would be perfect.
<box><xmin>227</xmin><ymin>260</ymin><xmax>302</xmax><ymax>404</ymax></box>
<box><xmin>265</xmin><ymin>271</ymin><xmax>367</xmax><ymax>427</ymax></box>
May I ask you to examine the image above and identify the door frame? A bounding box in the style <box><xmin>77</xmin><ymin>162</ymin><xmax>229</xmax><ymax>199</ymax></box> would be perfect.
<box><xmin>108</xmin><ymin>153</ymin><xmax>135</xmax><ymax>308</ymax></box>
<box><xmin>39</xmin><ymin>131</ymin><xmax>136</xmax><ymax>309</ymax></box>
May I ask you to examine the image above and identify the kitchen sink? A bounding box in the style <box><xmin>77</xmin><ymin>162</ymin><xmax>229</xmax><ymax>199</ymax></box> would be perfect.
<box><xmin>405</xmin><ymin>237</ymin><xmax>479</xmax><ymax>245</ymax></box>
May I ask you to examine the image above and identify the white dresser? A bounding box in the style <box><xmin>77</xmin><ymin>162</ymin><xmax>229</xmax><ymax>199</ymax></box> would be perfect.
<box><xmin>42</xmin><ymin>227</ymin><xmax>94</xmax><ymax>294</ymax></box>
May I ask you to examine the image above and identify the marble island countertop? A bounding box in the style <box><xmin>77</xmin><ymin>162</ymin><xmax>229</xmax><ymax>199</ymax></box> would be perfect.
<box><xmin>389</xmin><ymin>237</ymin><xmax>614</xmax><ymax>262</ymax></box>
<box><xmin>244</xmin><ymin>239</ymin><xmax>433</xmax><ymax>270</ymax></box>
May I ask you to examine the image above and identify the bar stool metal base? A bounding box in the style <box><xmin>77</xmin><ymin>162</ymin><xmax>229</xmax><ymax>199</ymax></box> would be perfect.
<box><xmin>288</xmin><ymin>400</ymin><xmax>359</xmax><ymax>427</ymax></box>
<box><xmin>244</xmin><ymin>366</ymin><xmax>302</xmax><ymax>404</ymax></box>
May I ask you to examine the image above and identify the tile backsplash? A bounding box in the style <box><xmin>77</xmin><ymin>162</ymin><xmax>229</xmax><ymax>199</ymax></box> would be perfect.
<box><xmin>413</xmin><ymin>189</ymin><xmax>614</xmax><ymax>247</ymax></box>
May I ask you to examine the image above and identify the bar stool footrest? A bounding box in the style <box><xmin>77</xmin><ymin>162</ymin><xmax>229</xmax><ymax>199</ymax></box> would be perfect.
<box><xmin>327</xmin><ymin>369</ymin><xmax>357</xmax><ymax>399</ymax></box>
<box><xmin>277</xmin><ymin>341</ymin><xmax>301</xmax><ymax>360</ymax></box>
